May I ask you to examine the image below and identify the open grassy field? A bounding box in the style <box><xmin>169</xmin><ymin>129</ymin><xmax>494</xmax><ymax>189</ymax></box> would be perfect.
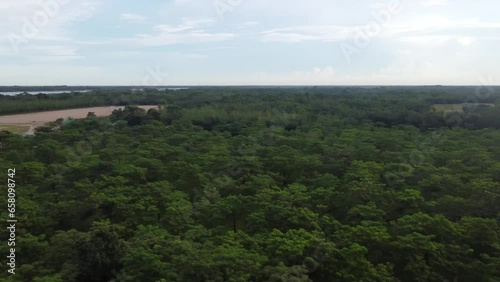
<box><xmin>432</xmin><ymin>103</ymin><xmax>495</xmax><ymax>113</ymax></box>
<box><xmin>0</xmin><ymin>124</ymin><xmax>31</xmax><ymax>135</ymax></box>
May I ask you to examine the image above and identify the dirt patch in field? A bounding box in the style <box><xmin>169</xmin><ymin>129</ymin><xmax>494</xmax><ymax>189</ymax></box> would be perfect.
<box><xmin>0</xmin><ymin>105</ymin><xmax>159</xmax><ymax>135</ymax></box>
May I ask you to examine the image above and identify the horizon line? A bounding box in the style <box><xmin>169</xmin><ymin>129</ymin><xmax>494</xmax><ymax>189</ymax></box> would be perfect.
<box><xmin>2</xmin><ymin>85</ymin><xmax>500</xmax><ymax>88</ymax></box>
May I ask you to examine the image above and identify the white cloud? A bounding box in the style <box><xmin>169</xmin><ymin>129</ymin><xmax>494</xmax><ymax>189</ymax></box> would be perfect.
<box><xmin>2</xmin><ymin>0</ymin><xmax>500</xmax><ymax>85</ymax></box>
<box><xmin>239</xmin><ymin>60</ymin><xmax>480</xmax><ymax>86</ymax></box>
<box><xmin>457</xmin><ymin>37</ymin><xmax>476</xmax><ymax>46</ymax></box>
<box><xmin>260</xmin><ymin>25</ymin><xmax>358</xmax><ymax>43</ymax></box>
<box><xmin>120</xmin><ymin>13</ymin><xmax>147</xmax><ymax>22</ymax></box>
<box><xmin>0</xmin><ymin>0</ymin><xmax>102</xmax><ymax>57</ymax></box>
<box><xmin>174</xmin><ymin>0</ymin><xmax>193</xmax><ymax>6</ymax></box>
<box><xmin>399</xmin><ymin>35</ymin><xmax>452</xmax><ymax>45</ymax></box>
<box><xmin>126</xmin><ymin>32</ymin><xmax>234</xmax><ymax>46</ymax></box>
<box><xmin>0</xmin><ymin>0</ymin><xmax>101</xmax><ymax>36</ymax></box>
<box><xmin>420</xmin><ymin>0</ymin><xmax>450</xmax><ymax>7</ymax></box>
<box><xmin>255</xmin><ymin>18</ymin><xmax>500</xmax><ymax>45</ymax></box>
<box><xmin>26</xmin><ymin>45</ymin><xmax>79</xmax><ymax>57</ymax></box>
<box><xmin>1</xmin><ymin>65</ymin><xmax>105</xmax><ymax>85</ymax></box>
<box><xmin>123</xmin><ymin>17</ymin><xmax>233</xmax><ymax>46</ymax></box>
<box><xmin>154</xmin><ymin>18</ymin><xmax>215</xmax><ymax>33</ymax></box>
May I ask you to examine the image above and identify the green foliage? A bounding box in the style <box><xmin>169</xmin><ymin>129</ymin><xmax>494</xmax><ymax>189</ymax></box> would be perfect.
<box><xmin>1</xmin><ymin>87</ymin><xmax>499</xmax><ymax>281</ymax></box>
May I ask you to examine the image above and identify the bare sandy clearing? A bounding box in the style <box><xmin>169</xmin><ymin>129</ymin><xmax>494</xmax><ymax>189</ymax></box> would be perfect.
<box><xmin>0</xmin><ymin>105</ymin><xmax>159</xmax><ymax>135</ymax></box>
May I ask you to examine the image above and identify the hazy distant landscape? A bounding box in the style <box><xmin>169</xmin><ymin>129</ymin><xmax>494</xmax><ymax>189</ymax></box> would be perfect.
<box><xmin>0</xmin><ymin>91</ymin><xmax>92</xmax><ymax>96</ymax></box>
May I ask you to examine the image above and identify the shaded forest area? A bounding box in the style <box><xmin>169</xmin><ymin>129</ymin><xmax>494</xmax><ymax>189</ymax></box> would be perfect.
<box><xmin>1</xmin><ymin>87</ymin><xmax>500</xmax><ymax>281</ymax></box>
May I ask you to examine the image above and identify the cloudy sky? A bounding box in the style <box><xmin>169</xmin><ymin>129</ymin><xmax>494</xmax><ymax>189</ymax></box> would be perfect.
<box><xmin>1</xmin><ymin>0</ymin><xmax>499</xmax><ymax>85</ymax></box>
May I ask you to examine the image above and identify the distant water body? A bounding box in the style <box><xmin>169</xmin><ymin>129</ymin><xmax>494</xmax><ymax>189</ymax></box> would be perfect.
<box><xmin>0</xmin><ymin>90</ymin><xmax>92</xmax><ymax>96</ymax></box>
<box><xmin>1</xmin><ymin>88</ymin><xmax>188</xmax><ymax>96</ymax></box>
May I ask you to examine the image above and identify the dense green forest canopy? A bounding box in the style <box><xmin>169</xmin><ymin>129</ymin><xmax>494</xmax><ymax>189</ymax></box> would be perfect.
<box><xmin>1</xmin><ymin>87</ymin><xmax>499</xmax><ymax>281</ymax></box>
